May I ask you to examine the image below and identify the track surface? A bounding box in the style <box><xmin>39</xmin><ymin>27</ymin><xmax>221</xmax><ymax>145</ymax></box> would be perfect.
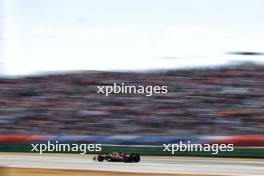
<box><xmin>0</xmin><ymin>153</ymin><xmax>263</xmax><ymax>176</ymax></box>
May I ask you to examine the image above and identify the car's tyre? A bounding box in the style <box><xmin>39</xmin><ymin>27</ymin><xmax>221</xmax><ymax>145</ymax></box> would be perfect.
<box><xmin>97</xmin><ymin>155</ymin><xmax>104</xmax><ymax>162</ymax></box>
<box><xmin>130</xmin><ymin>153</ymin><xmax>140</xmax><ymax>162</ymax></box>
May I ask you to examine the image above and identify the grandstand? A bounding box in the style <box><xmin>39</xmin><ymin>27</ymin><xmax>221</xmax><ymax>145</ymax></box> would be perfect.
<box><xmin>0</xmin><ymin>64</ymin><xmax>263</xmax><ymax>135</ymax></box>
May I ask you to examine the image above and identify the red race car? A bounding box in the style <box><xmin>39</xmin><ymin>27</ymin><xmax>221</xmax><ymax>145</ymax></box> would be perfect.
<box><xmin>93</xmin><ymin>152</ymin><xmax>140</xmax><ymax>162</ymax></box>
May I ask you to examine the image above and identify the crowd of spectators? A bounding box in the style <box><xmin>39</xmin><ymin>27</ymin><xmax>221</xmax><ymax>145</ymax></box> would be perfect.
<box><xmin>0</xmin><ymin>64</ymin><xmax>263</xmax><ymax>135</ymax></box>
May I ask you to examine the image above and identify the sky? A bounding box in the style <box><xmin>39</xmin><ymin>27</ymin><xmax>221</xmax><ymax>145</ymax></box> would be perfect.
<box><xmin>1</xmin><ymin>0</ymin><xmax>264</xmax><ymax>75</ymax></box>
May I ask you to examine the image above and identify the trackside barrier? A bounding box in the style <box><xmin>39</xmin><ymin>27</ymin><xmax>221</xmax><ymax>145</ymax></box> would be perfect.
<box><xmin>0</xmin><ymin>135</ymin><xmax>264</xmax><ymax>146</ymax></box>
<box><xmin>0</xmin><ymin>144</ymin><xmax>263</xmax><ymax>158</ymax></box>
<box><xmin>0</xmin><ymin>135</ymin><xmax>263</xmax><ymax>158</ymax></box>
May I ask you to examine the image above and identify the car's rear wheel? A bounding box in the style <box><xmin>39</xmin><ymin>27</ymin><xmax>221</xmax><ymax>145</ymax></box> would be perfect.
<box><xmin>130</xmin><ymin>153</ymin><xmax>140</xmax><ymax>162</ymax></box>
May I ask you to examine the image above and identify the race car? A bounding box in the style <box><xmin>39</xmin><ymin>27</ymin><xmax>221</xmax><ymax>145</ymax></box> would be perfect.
<box><xmin>93</xmin><ymin>152</ymin><xmax>140</xmax><ymax>162</ymax></box>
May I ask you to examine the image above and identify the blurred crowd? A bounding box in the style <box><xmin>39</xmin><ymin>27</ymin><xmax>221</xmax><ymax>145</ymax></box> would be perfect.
<box><xmin>0</xmin><ymin>64</ymin><xmax>263</xmax><ymax>135</ymax></box>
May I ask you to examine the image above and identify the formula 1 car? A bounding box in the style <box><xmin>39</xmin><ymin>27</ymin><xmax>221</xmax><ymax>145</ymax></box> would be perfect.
<box><xmin>93</xmin><ymin>152</ymin><xmax>140</xmax><ymax>162</ymax></box>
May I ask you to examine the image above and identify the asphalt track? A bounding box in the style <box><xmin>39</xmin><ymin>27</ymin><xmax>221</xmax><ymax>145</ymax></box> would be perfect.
<box><xmin>0</xmin><ymin>153</ymin><xmax>263</xmax><ymax>176</ymax></box>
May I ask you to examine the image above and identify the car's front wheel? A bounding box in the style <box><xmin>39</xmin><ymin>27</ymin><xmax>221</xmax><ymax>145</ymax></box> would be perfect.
<box><xmin>97</xmin><ymin>155</ymin><xmax>104</xmax><ymax>162</ymax></box>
